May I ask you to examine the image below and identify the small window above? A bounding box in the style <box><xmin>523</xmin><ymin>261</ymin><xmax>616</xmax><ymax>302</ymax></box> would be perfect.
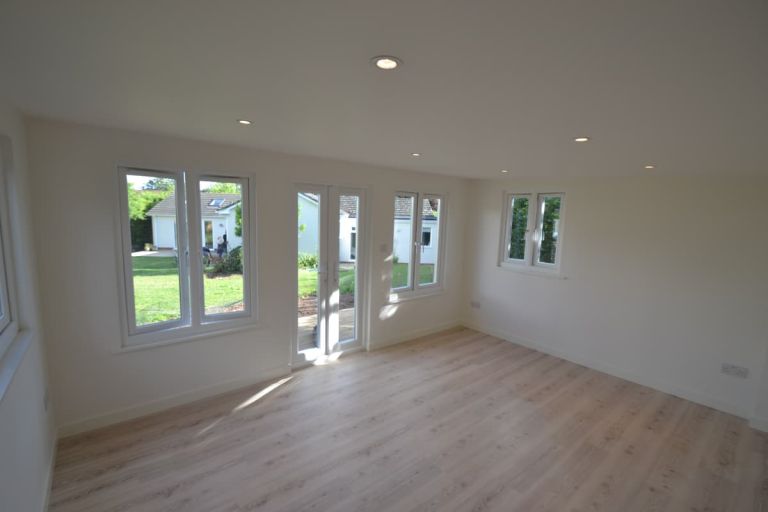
<box><xmin>209</xmin><ymin>198</ymin><xmax>225</xmax><ymax>208</ymax></box>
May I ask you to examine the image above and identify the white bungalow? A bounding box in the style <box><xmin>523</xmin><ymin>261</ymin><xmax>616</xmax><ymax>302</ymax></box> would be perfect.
<box><xmin>147</xmin><ymin>192</ymin><xmax>243</xmax><ymax>251</ymax></box>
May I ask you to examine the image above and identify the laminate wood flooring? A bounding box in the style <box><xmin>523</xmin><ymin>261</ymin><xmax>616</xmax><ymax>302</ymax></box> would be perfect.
<box><xmin>49</xmin><ymin>328</ymin><xmax>768</xmax><ymax>512</ymax></box>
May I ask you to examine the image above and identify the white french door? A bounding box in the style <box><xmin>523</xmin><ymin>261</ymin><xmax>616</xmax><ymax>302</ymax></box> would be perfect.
<box><xmin>295</xmin><ymin>184</ymin><xmax>366</xmax><ymax>364</ymax></box>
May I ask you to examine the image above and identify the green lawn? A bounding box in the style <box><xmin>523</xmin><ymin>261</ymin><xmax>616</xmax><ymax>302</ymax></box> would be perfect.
<box><xmin>297</xmin><ymin>262</ymin><xmax>434</xmax><ymax>297</ymax></box>
<box><xmin>132</xmin><ymin>256</ymin><xmax>243</xmax><ymax>325</ymax></box>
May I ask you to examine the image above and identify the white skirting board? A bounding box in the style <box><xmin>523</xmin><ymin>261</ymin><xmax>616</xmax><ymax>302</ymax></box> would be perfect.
<box><xmin>462</xmin><ymin>320</ymin><xmax>754</xmax><ymax>422</ymax></box>
<box><xmin>57</xmin><ymin>365</ymin><xmax>290</xmax><ymax>438</ymax></box>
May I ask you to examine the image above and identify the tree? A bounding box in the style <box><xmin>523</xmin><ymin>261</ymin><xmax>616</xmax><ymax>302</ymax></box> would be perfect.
<box><xmin>143</xmin><ymin>178</ymin><xmax>175</xmax><ymax>191</ymax></box>
<box><xmin>206</xmin><ymin>182</ymin><xmax>240</xmax><ymax>193</ymax></box>
<box><xmin>538</xmin><ymin>197</ymin><xmax>561</xmax><ymax>264</ymax></box>
<box><xmin>508</xmin><ymin>198</ymin><xmax>528</xmax><ymax>259</ymax></box>
<box><xmin>234</xmin><ymin>204</ymin><xmax>243</xmax><ymax>237</ymax></box>
<box><xmin>127</xmin><ymin>188</ymin><xmax>169</xmax><ymax>220</ymax></box>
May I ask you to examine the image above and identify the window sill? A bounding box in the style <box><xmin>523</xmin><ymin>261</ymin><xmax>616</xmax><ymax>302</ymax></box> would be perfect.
<box><xmin>116</xmin><ymin>321</ymin><xmax>260</xmax><ymax>354</ymax></box>
<box><xmin>388</xmin><ymin>287</ymin><xmax>445</xmax><ymax>304</ymax></box>
<box><xmin>498</xmin><ymin>263</ymin><xmax>567</xmax><ymax>280</ymax></box>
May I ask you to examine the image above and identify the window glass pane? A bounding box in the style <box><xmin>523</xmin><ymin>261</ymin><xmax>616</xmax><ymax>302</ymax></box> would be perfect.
<box><xmin>200</xmin><ymin>180</ymin><xmax>245</xmax><ymax>316</ymax></box>
<box><xmin>418</xmin><ymin>197</ymin><xmax>441</xmax><ymax>286</ymax></box>
<box><xmin>297</xmin><ymin>192</ymin><xmax>321</xmax><ymax>350</ymax></box>
<box><xmin>339</xmin><ymin>194</ymin><xmax>359</xmax><ymax>342</ymax></box>
<box><xmin>126</xmin><ymin>174</ymin><xmax>182</xmax><ymax>326</ymax></box>
<box><xmin>392</xmin><ymin>194</ymin><xmax>415</xmax><ymax>290</ymax></box>
<box><xmin>507</xmin><ymin>196</ymin><xmax>529</xmax><ymax>260</ymax></box>
<box><xmin>538</xmin><ymin>195</ymin><xmax>562</xmax><ymax>264</ymax></box>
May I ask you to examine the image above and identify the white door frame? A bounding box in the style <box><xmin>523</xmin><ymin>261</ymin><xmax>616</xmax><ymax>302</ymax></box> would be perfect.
<box><xmin>292</xmin><ymin>184</ymin><xmax>368</xmax><ymax>367</ymax></box>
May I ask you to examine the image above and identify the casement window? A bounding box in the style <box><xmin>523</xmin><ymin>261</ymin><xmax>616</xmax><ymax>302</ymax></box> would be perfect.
<box><xmin>118</xmin><ymin>168</ymin><xmax>254</xmax><ymax>347</ymax></box>
<box><xmin>391</xmin><ymin>192</ymin><xmax>445</xmax><ymax>294</ymax></box>
<box><xmin>500</xmin><ymin>192</ymin><xmax>564</xmax><ymax>271</ymax></box>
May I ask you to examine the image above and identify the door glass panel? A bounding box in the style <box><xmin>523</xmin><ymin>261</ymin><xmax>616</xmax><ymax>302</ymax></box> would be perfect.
<box><xmin>392</xmin><ymin>194</ymin><xmax>415</xmax><ymax>290</ymax></box>
<box><xmin>339</xmin><ymin>194</ymin><xmax>359</xmax><ymax>343</ymax></box>
<box><xmin>199</xmin><ymin>179</ymin><xmax>245</xmax><ymax>316</ymax></box>
<box><xmin>125</xmin><ymin>174</ymin><xmax>182</xmax><ymax>327</ymax></box>
<box><xmin>508</xmin><ymin>196</ymin><xmax>529</xmax><ymax>260</ymax></box>
<box><xmin>298</xmin><ymin>192</ymin><xmax>321</xmax><ymax>350</ymax></box>
<box><xmin>537</xmin><ymin>195</ymin><xmax>562</xmax><ymax>264</ymax></box>
<box><xmin>418</xmin><ymin>197</ymin><xmax>441</xmax><ymax>286</ymax></box>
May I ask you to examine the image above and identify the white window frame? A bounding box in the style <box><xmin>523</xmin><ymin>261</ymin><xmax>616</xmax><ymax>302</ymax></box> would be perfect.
<box><xmin>391</xmin><ymin>191</ymin><xmax>446</xmax><ymax>298</ymax></box>
<box><xmin>190</xmin><ymin>175</ymin><xmax>253</xmax><ymax>324</ymax></box>
<box><xmin>499</xmin><ymin>191</ymin><xmax>565</xmax><ymax>273</ymax></box>
<box><xmin>116</xmin><ymin>167</ymin><xmax>257</xmax><ymax>348</ymax></box>
<box><xmin>0</xmin><ymin>159</ymin><xmax>19</xmax><ymax>360</ymax></box>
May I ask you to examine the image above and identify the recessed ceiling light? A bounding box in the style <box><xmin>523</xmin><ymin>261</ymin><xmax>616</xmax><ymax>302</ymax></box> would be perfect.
<box><xmin>237</xmin><ymin>119</ymin><xmax>252</xmax><ymax>125</ymax></box>
<box><xmin>644</xmin><ymin>164</ymin><xmax>656</xmax><ymax>169</ymax></box>
<box><xmin>573</xmin><ymin>136</ymin><xmax>590</xmax><ymax>142</ymax></box>
<box><xmin>411</xmin><ymin>152</ymin><xmax>421</xmax><ymax>157</ymax></box>
<box><xmin>500</xmin><ymin>169</ymin><xmax>509</xmax><ymax>174</ymax></box>
<box><xmin>372</xmin><ymin>55</ymin><xmax>402</xmax><ymax>70</ymax></box>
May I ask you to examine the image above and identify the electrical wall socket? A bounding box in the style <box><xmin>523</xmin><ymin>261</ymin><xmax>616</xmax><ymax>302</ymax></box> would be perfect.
<box><xmin>721</xmin><ymin>363</ymin><xmax>749</xmax><ymax>379</ymax></box>
<box><xmin>470</xmin><ymin>300</ymin><xmax>481</xmax><ymax>309</ymax></box>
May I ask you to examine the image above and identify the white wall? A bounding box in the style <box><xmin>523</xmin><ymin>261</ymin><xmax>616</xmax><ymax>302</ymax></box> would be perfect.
<box><xmin>463</xmin><ymin>177</ymin><xmax>768</xmax><ymax>421</ymax></box>
<box><xmin>297</xmin><ymin>194</ymin><xmax>319</xmax><ymax>256</ymax></box>
<box><xmin>152</xmin><ymin>215</ymin><xmax>177</xmax><ymax>249</ymax></box>
<box><xmin>27</xmin><ymin>118</ymin><xmax>467</xmax><ymax>435</ymax></box>
<box><xmin>0</xmin><ymin>105</ymin><xmax>55</xmax><ymax>512</ymax></box>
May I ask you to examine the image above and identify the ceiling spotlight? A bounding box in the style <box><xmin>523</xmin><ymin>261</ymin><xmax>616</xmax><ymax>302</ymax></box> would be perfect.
<box><xmin>500</xmin><ymin>169</ymin><xmax>509</xmax><ymax>174</ymax></box>
<box><xmin>411</xmin><ymin>152</ymin><xmax>421</xmax><ymax>157</ymax></box>
<box><xmin>573</xmin><ymin>136</ymin><xmax>590</xmax><ymax>142</ymax></box>
<box><xmin>372</xmin><ymin>55</ymin><xmax>402</xmax><ymax>70</ymax></box>
<box><xmin>644</xmin><ymin>164</ymin><xmax>656</xmax><ymax>169</ymax></box>
<box><xmin>237</xmin><ymin>119</ymin><xmax>252</xmax><ymax>125</ymax></box>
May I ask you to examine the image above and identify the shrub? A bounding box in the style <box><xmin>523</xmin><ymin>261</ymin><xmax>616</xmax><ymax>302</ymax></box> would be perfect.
<box><xmin>209</xmin><ymin>246</ymin><xmax>242</xmax><ymax>276</ymax></box>
<box><xmin>298</xmin><ymin>252</ymin><xmax>319</xmax><ymax>269</ymax></box>
<box><xmin>339</xmin><ymin>273</ymin><xmax>355</xmax><ymax>295</ymax></box>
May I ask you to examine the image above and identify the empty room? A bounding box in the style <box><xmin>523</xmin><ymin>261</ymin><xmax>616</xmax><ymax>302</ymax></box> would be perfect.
<box><xmin>0</xmin><ymin>1</ymin><xmax>767</xmax><ymax>511</ymax></box>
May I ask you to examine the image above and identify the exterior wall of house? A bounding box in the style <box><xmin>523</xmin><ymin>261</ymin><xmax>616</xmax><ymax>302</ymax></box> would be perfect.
<box><xmin>222</xmin><ymin>212</ymin><xmax>243</xmax><ymax>250</ymax></box>
<box><xmin>297</xmin><ymin>194</ymin><xmax>319</xmax><ymax>256</ymax></box>
<box><xmin>152</xmin><ymin>215</ymin><xmax>177</xmax><ymax>249</ymax></box>
<box><xmin>393</xmin><ymin>218</ymin><xmax>438</xmax><ymax>265</ymax></box>
<box><xmin>152</xmin><ymin>213</ymin><xmax>242</xmax><ymax>252</ymax></box>
<box><xmin>338</xmin><ymin>214</ymin><xmax>357</xmax><ymax>263</ymax></box>
<box><xmin>203</xmin><ymin>214</ymin><xmax>242</xmax><ymax>251</ymax></box>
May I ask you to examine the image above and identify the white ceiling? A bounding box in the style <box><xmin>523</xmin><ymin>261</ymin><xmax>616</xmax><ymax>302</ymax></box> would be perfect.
<box><xmin>1</xmin><ymin>1</ymin><xmax>767</xmax><ymax>178</ymax></box>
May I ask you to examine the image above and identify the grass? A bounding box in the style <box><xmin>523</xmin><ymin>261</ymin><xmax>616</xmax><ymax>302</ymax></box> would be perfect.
<box><xmin>131</xmin><ymin>256</ymin><xmax>243</xmax><ymax>325</ymax></box>
<box><xmin>131</xmin><ymin>257</ymin><xmax>433</xmax><ymax>325</ymax></box>
<box><xmin>297</xmin><ymin>262</ymin><xmax>434</xmax><ymax>297</ymax></box>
